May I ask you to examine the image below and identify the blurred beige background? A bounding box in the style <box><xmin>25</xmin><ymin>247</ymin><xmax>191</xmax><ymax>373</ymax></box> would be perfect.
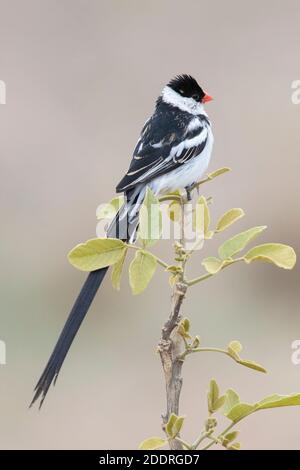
<box><xmin>0</xmin><ymin>0</ymin><xmax>300</xmax><ymax>450</ymax></box>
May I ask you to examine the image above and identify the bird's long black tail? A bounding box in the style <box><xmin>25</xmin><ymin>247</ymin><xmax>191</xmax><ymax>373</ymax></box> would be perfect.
<box><xmin>31</xmin><ymin>186</ymin><xmax>143</xmax><ymax>408</ymax></box>
<box><xmin>30</xmin><ymin>267</ymin><xmax>108</xmax><ymax>408</ymax></box>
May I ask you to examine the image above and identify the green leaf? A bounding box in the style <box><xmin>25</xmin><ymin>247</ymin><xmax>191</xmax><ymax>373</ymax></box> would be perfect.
<box><xmin>226</xmin><ymin>403</ymin><xmax>256</xmax><ymax>423</ymax></box>
<box><xmin>236</xmin><ymin>358</ymin><xmax>267</xmax><ymax>373</ymax></box>
<box><xmin>218</xmin><ymin>226</ymin><xmax>267</xmax><ymax>260</ymax></box>
<box><xmin>227</xmin><ymin>340</ymin><xmax>242</xmax><ymax>359</ymax></box>
<box><xmin>227</xmin><ymin>341</ymin><xmax>267</xmax><ymax>373</ymax></box>
<box><xmin>111</xmin><ymin>247</ymin><xmax>127</xmax><ymax>290</ymax></box>
<box><xmin>209</xmin><ymin>379</ymin><xmax>219</xmax><ymax>404</ymax></box>
<box><xmin>244</xmin><ymin>243</ymin><xmax>296</xmax><ymax>270</ymax></box>
<box><xmin>191</xmin><ymin>335</ymin><xmax>200</xmax><ymax>348</ymax></box>
<box><xmin>182</xmin><ymin>318</ymin><xmax>190</xmax><ymax>333</ymax></box>
<box><xmin>228</xmin><ymin>442</ymin><xmax>241</xmax><ymax>450</ymax></box>
<box><xmin>168</xmin><ymin>201</ymin><xmax>181</xmax><ymax>222</ymax></box>
<box><xmin>165</xmin><ymin>414</ymin><xmax>185</xmax><ymax>438</ymax></box>
<box><xmin>256</xmin><ymin>393</ymin><xmax>300</xmax><ymax>410</ymax></box>
<box><xmin>222</xmin><ymin>389</ymin><xmax>240</xmax><ymax>415</ymax></box>
<box><xmin>173</xmin><ymin>416</ymin><xmax>185</xmax><ymax>437</ymax></box>
<box><xmin>194</xmin><ymin>195</ymin><xmax>210</xmax><ymax>239</ymax></box>
<box><xmin>139</xmin><ymin>187</ymin><xmax>162</xmax><ymax>247</ymax></box>
<box><xmin>178</xmin><ymin>319</ymin><xmax>191</xmax><ymax>339</ymax></box>
<box><xmin>223</xmin><ymin>431</ymin><xmax>239</xmax><ymax>447</ymax></box>
<box><xmin>96</xmin><ymin>196</ymin><xmax>124</xmax><ymax>220</ymax></box>
<box><xmin>68</xmin><ymin>238</ymin><xmax>126</xmax><ymax>271</ymax></box>
<box><xmin>139</xmin><ymin>437</ymin><xmax>167</xmax><ymax>450</ymax></box>
<box><xmin>165</xmin><ymin>413</ymin><xmax>177</xmax><ymax>437</ymax></box>
<box><xmin>225</xmin><ymin>393</ymin><xmax>300</xmax><ymax>424</ymax></box>
<box><xmin>213</xmin><ymin>395</ymin><xmax>226</xmax><ymax>411</ymax></box>
<box><xmin>169</xmin><ymin>273</ymin><xmax>178</xmax><ymax>287</ymax></box>
<box><xmin>202</xmin><ymin>257</ymin><xmax>224</xmax><ymax>274</ymax></box>
<box><xmin>208</xmin><ymin>379</ymin><xmax>219</xmax><ymax>413</ymax></box>
<box><xmin>129</xmin><ymin>250</ymin><xmax>157</xmax><ymax>295</ymax></box>
<box><xmin>207</xmin><ymin>167</ymin><xmax>231</xmax><ymax>179</ymax></box>
<box><xmin>216</xmin><ymin>208</ymin><xmax>245</xmax><ymax>232</ymax></box>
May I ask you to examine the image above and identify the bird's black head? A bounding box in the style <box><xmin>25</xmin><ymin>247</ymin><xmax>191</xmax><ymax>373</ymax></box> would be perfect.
<box><xmin>167</xmin><ymin>74</ymin><xmax>210</xmax><ymax>103</ymax></box>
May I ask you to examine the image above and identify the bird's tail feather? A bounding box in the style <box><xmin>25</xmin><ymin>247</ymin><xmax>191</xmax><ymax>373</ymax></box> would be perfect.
<box><xmin>30</xmin><ymin>267</ymin><xmax>108</xmax><ymax>408</ymax></box>
<box><xmin>31</xmin><ymin>188</ymin><xmax>143</xmax><ymax>408</ymax></box>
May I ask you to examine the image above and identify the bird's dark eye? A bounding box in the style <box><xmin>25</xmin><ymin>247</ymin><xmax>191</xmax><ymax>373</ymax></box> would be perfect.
<box><xmin>192</xmin><ymin>94</ymin><xmax>200</xmax><ymax>101</ymax></box>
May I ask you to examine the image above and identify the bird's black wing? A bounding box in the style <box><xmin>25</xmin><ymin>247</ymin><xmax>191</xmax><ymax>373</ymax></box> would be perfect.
<box><xmin>116</xmin><ymin>106</ymin><xmax>209</xmax><ymax>193</ymax></box>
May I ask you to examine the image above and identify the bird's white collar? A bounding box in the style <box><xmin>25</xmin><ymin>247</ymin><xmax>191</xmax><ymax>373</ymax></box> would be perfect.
<box><xmin>161</xmin><ymin>85</ymin><xmax>208</xmax><ymax>116</ymax></box>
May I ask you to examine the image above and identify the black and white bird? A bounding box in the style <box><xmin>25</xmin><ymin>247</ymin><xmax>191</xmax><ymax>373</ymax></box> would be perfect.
<box><xmin>31</xmin><ymin>75</ymin><xmax>214</xmax><ymax>407</ymax></box>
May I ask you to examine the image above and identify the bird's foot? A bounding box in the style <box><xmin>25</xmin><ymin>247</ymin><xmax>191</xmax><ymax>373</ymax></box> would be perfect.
<box><xmin>185</xmin><ymin>185</ymin><xmax>194</xmax><ymax>201</ymax></box>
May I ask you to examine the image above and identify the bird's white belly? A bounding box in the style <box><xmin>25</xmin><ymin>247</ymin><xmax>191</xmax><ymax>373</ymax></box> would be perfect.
<box><xmin>150</xmin><ymin>128</ymin><xmax>213</xmax><ymax>195</ymax></box>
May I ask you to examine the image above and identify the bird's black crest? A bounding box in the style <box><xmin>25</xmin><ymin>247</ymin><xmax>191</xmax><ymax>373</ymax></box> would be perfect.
<box><xmin>167</xmin><ymin>74</ymin><xmax>205</xmax><ymax>100</ymax></box>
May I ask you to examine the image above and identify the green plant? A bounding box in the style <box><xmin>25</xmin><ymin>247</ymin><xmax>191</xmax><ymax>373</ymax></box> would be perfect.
<box><xmin>68</xmin><ymin>168</ymin><xmax>297</xmax><ymax>450</ymax></box>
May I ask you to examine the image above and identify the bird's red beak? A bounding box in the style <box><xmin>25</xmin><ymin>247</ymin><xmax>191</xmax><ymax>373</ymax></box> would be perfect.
<box><xmin>202</xmin><ymin>93</ymin><xmax>213</xmax><ymax>103</ymax></box>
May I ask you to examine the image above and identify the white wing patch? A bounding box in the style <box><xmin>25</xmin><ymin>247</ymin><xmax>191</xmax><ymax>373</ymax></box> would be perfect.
<box><xmin>171</xmin><ymin>127</ymin><xmax>208</xmax><ymax>160</ymax></box>
<box><xmin>187</xmin><ymin>117</ymin><xmax>202</xmax><ymax>132</ymax></box>
<box><xmin>151</xmin><ymin>141</ymin><xmax>163</xmax><ymax>148</ymax></box>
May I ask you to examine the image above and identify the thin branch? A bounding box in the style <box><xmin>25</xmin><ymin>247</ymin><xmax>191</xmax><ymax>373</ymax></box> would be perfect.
<box><xmin>179</xmin><ymin>346</ymin><xmax>227</xmax><ymax>361</ymax></box>
<box><xmin>158</xmin><ymin>167</ymin><xmax>230</xmax><ymax>203</ymax></box>
<box><xmin>191</xmin><ymin>175</ymin><xmax>213</xmax><ymax>191</ymax></box>
<box><xmin>158</xmin><ymin>198</ymin><xmax>189</xmax><ymax>450</ymax></box>
<box><xmin>191</xmin><ymin>430</ymin><xmax>213</xmax><ymax>449</ymax></box>
<box><xmin>201</xmin><ymin>422</ymin><xmax>235</xmax><ymax>450</ymax></box>
<box><xmin>187</xmin><ymin>273</ymin><xmax>213</xmax><ymax>286</ymax></box>
<box><xmin>161</xmin><ymin>282</ymin><xmax>187</xmax><ymax>341</ymax></box>
<box><xmin>156</xmin><ymin>167</ymin><xmax>233</xmax><ymax>451</ymax></box>
<box><xmin>192</xmin><ymin>347</ymin><xmax>229</xmax><ymax>354</ymax></box>
<box><xmin>181</xmin><ymin>346</ymin><xmax>239</xmax><ymax>367</ymax></box>
<box><xmin>187</xmin><ymin>258</ymin><xmax>244</xmax><ymax>287</ymax></box>
<box><xmin>174</xmin><ymin>437</ymin><xmax>192</xmax><ymax>450</ymax></box>
<box><xmin>191</xmin><ymin>167</ymin><xmax>231</xmax><ymax>192</ymax></box>
<box><xmin>158</xmin><ymin>281</ymin><xmax>187</xmax><ymax>450</ymax></box>
<box><xmin>155</xmin><ymin>257</ymin><xmax>169</xmax><ymax>269</ymax></box>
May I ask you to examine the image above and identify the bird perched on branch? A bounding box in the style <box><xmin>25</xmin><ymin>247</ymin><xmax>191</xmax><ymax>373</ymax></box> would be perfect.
<box><xmin>31</xmin><ymin>74</ymin><xmax>214</xmax><ymax>408</ymax></box>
